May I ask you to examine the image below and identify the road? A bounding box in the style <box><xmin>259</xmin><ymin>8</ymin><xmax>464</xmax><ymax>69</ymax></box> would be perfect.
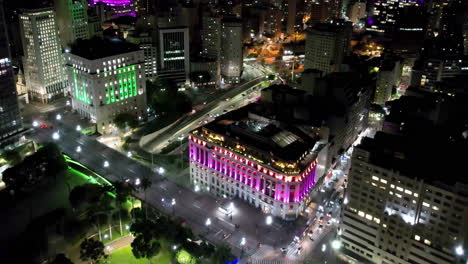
<box><xmin>28</xmin><ymin>112</ymin><xmax>309</xmax><ymax>262</ymax></box>
<box><xmin>140</xmin><ymin>74</ymin><xmax>268</xmax><ymax>153</ymax></box>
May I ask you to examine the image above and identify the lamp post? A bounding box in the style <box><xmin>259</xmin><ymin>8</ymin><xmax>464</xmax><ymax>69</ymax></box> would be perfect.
<box><xmin>240</xmin><ymin>237</ymin><xmax>246</xmax><ymax>257</ymax></box>
<box><xmin>52</xmin><ymin>131</ymin><xmax>60</xmax><ymax>141</ymax></box>
<box><xmin>76</xmin><ymin>146</ymin><xmax>82</xmax><ymax>159</ymax></box>
<box><xmin>205</xmin><ymin>218</ymin><xmax>211</xmax><ymax>233</ymax></box>
<box><xmin>178</xmin><ymin>135</ymin><xmax>184</xmax><ymax>169</ymax></box>
<box><xmin>171</xmin><ymin>198</ymin><xmax>176</xmax><ymax>215</ymax></box>
<box><xmin>127</xmin><ymin>151</ymin><xmax>132</xmax><ymax>158</ymax></box>
<box><xmin>103</xmin><ymin>160</ymin><xmax>109</xmax><ymax>174</ymax></box>
<box><xmin>32</xmin><ymin>120</ymin><xmax>39</xmax><ymax>128</ymax></box>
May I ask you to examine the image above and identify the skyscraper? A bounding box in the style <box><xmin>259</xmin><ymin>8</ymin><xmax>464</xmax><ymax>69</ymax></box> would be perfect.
<box><xmin>157</xmin><ymin>26</ymin><xmax>190</xmax><ymax>85</ymax></box>
<box><xmin>304</xmin><ymin>21</ymin><xmax>352</xmax><ymax>74</ymax></box>
<box><xmin>0</xmin><ymin>0</ymin><xmax>23</xmax><ymax>147</ymax></box>
<box><xmin>19</xmin><ymin>8</ymin><xmax>66</xmax><ymax>103</ymax></box>
<box><xmin>201</xmin><ymin>15</ymin><xmax>221</xmax><ymax>59</ymax></box>
<box><xmin>220</xmin><ymin>17</ymin><xmax>243</xmax><ymax>84</ymax></box>
<box><xmin>54</xmin><ymin>0</ymin><xmax>89</xmax><ymax>48</ymax></box>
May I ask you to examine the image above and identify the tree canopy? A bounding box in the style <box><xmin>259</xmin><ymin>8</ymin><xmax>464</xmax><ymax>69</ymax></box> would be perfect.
<box><xmin>80</xmin><ymin>238</ymin><xmax>107</xmax><ymax>264</ymax></box>
<box><xmin>113</xmin><ymin>113</ymin><xmax>139</xmax><ymax>130</ymax></box>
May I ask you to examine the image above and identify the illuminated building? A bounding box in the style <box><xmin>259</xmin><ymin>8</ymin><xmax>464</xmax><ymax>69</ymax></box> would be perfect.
<box><xmin>55</xmin><ymin>0</ymin><xmax>89</xmax><ymax>48</ymax></box>
<box><xmin>220</xmin><ymin>17</ymin><xmax>243</xmax><ymax>84</ymax></box>
<box><xmin>127</xmin><ymin>31</ymin><xmax>158</xmax><ymax>81</ymax></box>
<box><xmin>157</xmin><ymin>26</ymin><xmax>190</xmax><ymax>86</ymax></box>
<box><xmin>201</xmin><ymin>14</ymin><xmax>221</xmax><ymax>59</ymax></box>
<box><xmin>366</xmin><ymin>0</ymin><xmax>421</xmax><ymax>35</ymax></box>
<box><xmin>19</xmin><ymin>8</ymin><xmax>67</xmax><ymax>103</ymax></box>
<box><xmin>373</xmin><ymin>58</ymin><xmax>402</xmax><ymax>105</ymax></box>
<box><xmin>89</xmin><ymin>0</ymin><xmax>135</xmax><ymax>17</ymax></box>
<box><xmin>304</xmin><ymin>21</ymin><xmax>352</xmax><ymax>74</ymax></box>
<box><xmin>65</xmin><ymin>38</ymin><xmax>147</xmax><ymax>134</ymax></box>
<box><xmin>189</xmin><ymin>89</ymin><xmax>328</xmax><ymax>220</ymax></box>
<box><xmin>307</xmin><ymin>0</ymin><xmax>342</xmax><ymax>26</ymax></box>
<box><xmin>411</xmin><ymin>57</ymin><xmax>468</xmax><ymax>92</ymax></box>
<box><xmin>0</xmin><ymin>1</ymin><xmax>23</xmax><ymax>148</ymax></box>
<box><xmin>340</xmin><ymin>132</ymin><xmax>468</xmax><ymax>264</ymax></box>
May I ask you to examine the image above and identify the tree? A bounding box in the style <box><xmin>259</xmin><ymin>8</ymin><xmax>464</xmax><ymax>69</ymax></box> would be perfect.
<box><xmin>112</xmin><ymin>180</ymin><xmax>134</xmax><ymax>235</ymax></box>
<box><xmin>80</xmin><ymin>238</ymin><xmax>107</xmax><ymax>264</ymax></box>
<box><xmin>130</xmin><ymin>218</ymin><xmax>162</xmax><ymax>262</ymax></box>
<box><xmin>50</xmin><ymin>253</ymin><xmax>74</xmax><ymax>264</ymax></box>
<box><xmin>3</xmin><ymin>149</ymin><xmax>22</xmax><ymax>165</ymax></box>
<box><xmin>140</xmin><ymin>177</ymin><xmax>152</xmax><ymax>219</ymax></box>
<box><xmin>131</xmin><ymin>234</ymin><xmax>161</xmax><ymax>262</ymax></box>
<box><xmin>211</xmin><ymin>244</ymin><xmax>234</xmax><ymax>264</ymax></box>
<box><xmin>113</xmin><ymin>113</ymin><xmax>138</xmax><ymax>130</ymax></box>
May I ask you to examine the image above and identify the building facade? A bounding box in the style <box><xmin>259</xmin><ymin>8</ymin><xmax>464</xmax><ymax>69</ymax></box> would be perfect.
<box><xmin>220</xmin><ymin>17</ymin><xmax>243</xmax><ymax>84</ymax></box>
<box><xmin>340</xmin><ymin>132</ymin><xmax>468</xmax><ymax>264</ymax></box>
<box><xmin>157</xmin><ymin>26</ymin><xmax>190</xmax><ymax>85</ymax></box>
<box><xmin>65</xmin><ymin>38</ymin><xmax>147</xmax><ymax>134</ymax></box>
<box><xmin>0</xmin><ymin>1</ymin><xmax>23</xmax><ymax>147</ymax></box>
<box><xmin>373</xmin><ymin>59</ymin><xmax>402</xmax><ymax>105</ymax></box>
<box><xmin>201</xmin><ymin>15</ymin><xmax>221</xmax><ymax>59</ymax></box>
<box><xmin>127</xmin><ymin>31</ymin><xmax>157</xmax><ymax>81</ymax></box>
<box><xmin>19</xmin><ymin>8</ymin><xmax>66</xmax><ymax>103</ymax></box>
<box><xmin>304</xmin><ymin>21</ymin><xmax>352</xmax><ymax>74</ymax></box>
<box><xmin>55</xmin><ymin>0</ymin><xmax>89</xmax><ymax>48</ymax></box>
<box><xmin>189</xmin><ymin>103</ymin><xmax>328</xmax><ymax>220</ymax></box>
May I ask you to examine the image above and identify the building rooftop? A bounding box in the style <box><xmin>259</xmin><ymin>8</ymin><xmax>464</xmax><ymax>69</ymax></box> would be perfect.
<box><xmin>358</xmin><ymin>132</ymin><xmax>468</xmax><ymax>186</ymax></box>
<box><xmin>192</xmin><ymin>102</ymin><xmax>324</xmax><ymax>174</ymax></box>
<box><xmin>69</xmin><ymin>37</ymin><xmax>140</xmax><ymax>60</ymax></box>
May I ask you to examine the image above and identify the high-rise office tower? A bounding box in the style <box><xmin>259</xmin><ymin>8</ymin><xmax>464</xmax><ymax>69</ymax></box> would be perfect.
<box><xmin>307</xmin><ymin>0</ymin><xmax>342</xmax><ymax>26</ymax></box>
<box><xmin>286</xmin><ymin>0</ymin><xmax>296</xmax><ymax>34</ymax></box>
<box><xmin>19</xmin><ymin>8</ymin><xmax>66</xmax><ymax>103</ymax></box>
<box><xmin>127</xmin><ymin>31</ymin><xmax>158</xmax><ymax>81</ymax></box>
<box><xmin>55</xmin><ymin>0</ymin><xmax>89</xmax><ymax>48</ymax></box>
<box><xmin>340</xmin><ymin>132</ymin><xmax>468</xmax><ymax>264</ymax></box>
<box><xmin>220</xmin><ymin>17</ymin><xmax>243</xmax><ymax>84</ymax></box>
<box><xmin>367</xmin><ymin>0</ymin><xmax>421</xmax><ymax>35</ymax></box>
<box><xmin>201</xmin><ymin>15</ymin><xmax>221</xmax><ymax>59</ymax></box>
<box><xmin>0</xmin><ymin>0</ymin><xmax>23</xmax><ymax>148</ymax></box>
<box><xmin>373</xmin><ymin>58</ymin><xmax>402</xmax><ymax>105</ymax></box>
<box><xmin>157</xmin><ymin>26</ymin><xmax>190</xmax><ymax>85</ymax></box>
<box><xmin>304</xmin><ymin>21</ymin><xmax>352</xmax><ymax>74</ymax></box>
<box><xmin>65</xmin><ymin>38</ymin><xmax>147</xmax><ymax>134</ymax></box>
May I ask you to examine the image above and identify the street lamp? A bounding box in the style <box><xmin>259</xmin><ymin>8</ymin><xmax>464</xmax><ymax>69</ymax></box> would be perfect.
<box><xmin>171</xmin><ymin>198</ymin><xmax>176</xmax><ymax>215</ymax></box>
<box><xmin>76</xmin><ymin>146</ymin><xmax>82</xmax><ymax>159</ymax></box>
<box><xmin>205</xmin><ymin>218</ymin><xmax>211</xmax><ymax>226</ymax></box>
<box><xmin>331</xmin><ymin>240</ymin><xmax>342</xmax><ymax>250</ymax></box>
<box><xmin>127</xmin><ymin>151</ymin><xmax>132</xmax><ymax>158</ymax></box>
<box><xmin>158</xmin><ymin>167</ymin><xmax>165</xmax><ymax>175</ymax></box>
<box><xmin>266</xmin><ymin>215</ymin><xmax>273</xmax><ymax>226</ymax></box>
<box><xmin>103</xmin><ymin>160</ymin><xmax>109</xmax><ymax>168</ymax></box>
<box><xmin>76</xmin><ymin>125</ymin><xmax>82</xmax><ymax>132</ymax></box>
<box><xmin>240</xmin><ymin>237</ymin><xmax>246</xmax><ymax>246</ymax></box>
<box><xmin>456</xmin><ymin>245</ymin><xmax>465</xmax><ymax>256</ymax></box>
<box><xmin>135</xmin><ymin>178</ymin><xmax>141</xmax><ymax>186</ymax></box>
<box><xmin>56</xmin><ymin>114</ymin><xmax>62</xmax><ymax>121</ymax></box>
<box><xmin>52</xmin><ymin>132</ymin><xmax>60</xmax><ymax>140</ymax></box>
<box><xmin>32</xmin><ymin>120</ymin><xmax>39</xmax><ymax>127</ymax></box>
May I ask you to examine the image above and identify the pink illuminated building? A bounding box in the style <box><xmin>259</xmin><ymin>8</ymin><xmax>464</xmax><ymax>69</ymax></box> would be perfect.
<box><xmin>89</xmin><ymin>0</ymin><xmax>135</xmax><ymax>17</ymax></box>
<box><xmin>189</xmin><ymin>105</ymin><xmax>328</xmax><ymax>220</ymax></box>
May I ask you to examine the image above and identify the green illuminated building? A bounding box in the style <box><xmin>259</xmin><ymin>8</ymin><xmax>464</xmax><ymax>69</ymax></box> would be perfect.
<box><xmin>65</xmin><ymin>38</ymin><xmax>147</xmax><ymax>134</ymax></box>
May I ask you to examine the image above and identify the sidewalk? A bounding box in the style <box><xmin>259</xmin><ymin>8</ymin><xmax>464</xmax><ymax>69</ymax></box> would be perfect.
<box><xmin>105</xmin><ymin>235</ymin><xmax>134</xmax><ymax>254</ymax></box>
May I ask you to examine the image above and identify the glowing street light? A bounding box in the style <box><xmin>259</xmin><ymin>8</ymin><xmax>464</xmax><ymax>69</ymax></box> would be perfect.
<box><xmin>321</xmin><ymin>244</ymin><xmax>327</xmax><ymax>252</ymax></box>
<box><xmin>331</xmin><ymin>240</ymin><xmax>342</xmax><ymax>250</ymax></box>
<box><xmin>32</xmin><ymin>120</ymin><xmax>39</xmax><ymax>127</ymax></box>
<box><xmin>76</xmin><ymin>125</ymin><xmax>82</xmax><ymax>132</ymax></box>
<box><xmin>240</xmin><ymin>237</ymin><xmax>246</xmax><ymax>246</ymax></box>
<box><xmin>194</xmin><ymin>185</ymin><xmax>200</xmax><ymax>192</ymax></box>
<box><xmin>171</xmin><ymin>198</ymin><xmax>176</xmax><ymax>206</ymax></box>
<box><xmin>135</xmin><ymin>178</ymin><xmax>141</xmax><ymax>186</ymax></box>
<box><xmin>52</xmin><ymin>132</ymin><xmax>60</xmax><ymax>140</ymax></box>
<box><xmin>56</xmin><ymin>114</ymin><xmax>62</xmax><ymax>120</ymax></box>
<box><xmin>76</xmin><ymin>146</ymin><xmax>82</xmax><ymax>153</ymax></box>
<box><xmin>456</xmin><ymin>245</ymin><xmax>464</xmax><ymax>256</ymax></box>
<box><xmin>127</xmin><ymin>151</ymin><xmax>132</xmax><ymax>158</ymax></box>
<box><xmin>205</xmin><ymin>218</ymin><xmax>211</xmax><ymax>226</ymax></box>
<box><xmin>266</xmin><ymin>215</ymin><xmax>273</xmax><ymax>225</ymax></box>
<box><xmin>158</xmin><ymin>167</ymin><xmax>165</xmax><ymax>175</ymax></box>
<box><xmin>103</xmin><ymin>160</ymin><xmax>109</xmax><ymax>168</ymax></box>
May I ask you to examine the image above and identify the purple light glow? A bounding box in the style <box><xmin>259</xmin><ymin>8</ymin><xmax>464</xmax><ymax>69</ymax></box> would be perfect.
<box><xmin>189</xmin><ymin>138</ymin><xmax>318</xmax><ymax>205</ymax></box>
<box><xmin>92</xmin><ymin>0</ymin><xmax>132</xmax><ymax>6</ymax></box>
